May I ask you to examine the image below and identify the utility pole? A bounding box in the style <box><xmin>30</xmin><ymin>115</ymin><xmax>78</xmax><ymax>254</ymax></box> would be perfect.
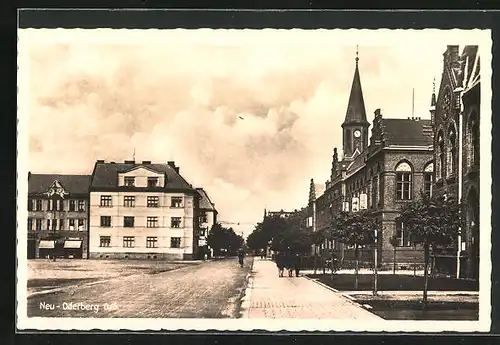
<box><xmin>373</xmin><ymin>227</ymin><xmax>378</xmax><ymax>296</ymax></box>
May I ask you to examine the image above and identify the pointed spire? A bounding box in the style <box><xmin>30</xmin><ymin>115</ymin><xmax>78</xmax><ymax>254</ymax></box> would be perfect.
<box><xmin>342</xmin><ymin>46</ymin><xmax>369</xmax><ymax>127</ymax></box>
<box><xmin>431</xmin><ymin>77</ymin><xmax>437</xmax><ymax>106</ymax></box>
<box><xmin>308</xmin><ymin>178</ymin><xmax>316</xmax><ymax>207</ymax></box>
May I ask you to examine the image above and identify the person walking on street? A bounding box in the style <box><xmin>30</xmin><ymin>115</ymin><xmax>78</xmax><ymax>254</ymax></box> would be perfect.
<box><xmin>293</xmin><ymin>253</ymin><xmax>301</xmax><ymax>277</ymax></box>
<box><xmin>237</xmin><ymin>248</ymin><xmax>245</xmax><ymax>268</ymax></box>
<box><xmin>276</xmin><ymin>252</ymin><xmax>285</xmax><ymax>277</ymax></box>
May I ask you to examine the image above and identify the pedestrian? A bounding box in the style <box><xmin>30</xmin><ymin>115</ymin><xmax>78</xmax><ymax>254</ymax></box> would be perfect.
<box><xmin>275</xmin><ymin>252</ymin><xmax>284</xmax><ymax>277</ymax></box>
<box><xmin>294</xmin><ymin>253</ymin><xmax>301</xmax><ymax>277</ymax></box>
<box><xmin>237</xmin><ymin>248</ymin><xmax>245</xmax><ymax>268</ymax></box>
<box><xmin>285</xmin><ymin>252</ymin><xmax>293</xmax><ymax>277</ymax></box>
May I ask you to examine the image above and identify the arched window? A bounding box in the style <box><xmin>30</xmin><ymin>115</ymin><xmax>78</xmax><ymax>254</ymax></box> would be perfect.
<box><xmin>437</xmin><ymin>131</ymin><xmax>445</xmax><ymax>180</ymax></box>
<box><xmin>447</xmin><ymin>125</ymin><xmax>457</xmax><ymax>177</ymax></box>
<box><xmin>345</xmin><ymin>129</ymin><xmax>352</xmax><ymax>154</ymax></box>
<box><xmin>467</xmin><ymin>111</ymin><xmax>479</xmax><ymax>168</ymax></box>
<box><xmin>395</xmin><ymin>161</ymin><xmax>413</xmax><ymax>200</ymax></box>
<box><xmin>423</xmin><ymin>162</ymin><xmax>434</xmax><ymax>197</ymax></box>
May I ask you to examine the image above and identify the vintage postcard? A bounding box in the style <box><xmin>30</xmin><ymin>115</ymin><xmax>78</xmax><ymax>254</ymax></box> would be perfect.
<box><xmin>17</xmin><ymin>28</ymin><xmax>492</xmax><ymax>332</ymax></box>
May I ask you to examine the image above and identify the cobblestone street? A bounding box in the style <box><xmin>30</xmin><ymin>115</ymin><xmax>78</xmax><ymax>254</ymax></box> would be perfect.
<box><xmin>28</xmin><ymin>257</ymin><xmax>253</xmax><ymax>318</ymax></box>
<box><xmin>243</xmin><ymin>258</ymin><xmax>383</xmax><ymax>320</ymax></box>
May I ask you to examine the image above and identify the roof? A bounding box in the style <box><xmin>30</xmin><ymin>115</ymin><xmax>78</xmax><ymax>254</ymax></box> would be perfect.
<box><xmin>90</xmin><ymin>162</ymin><xmax>195</xmax><ymax>192</ymax></box>
<box><xmin>380</xmin><ymin>118</ymin><xmax>433</xmax><ymax>146</ymax></box>
<box><xmin>196</xmin><ymin>188</ymin><xmax>216</xmax><ymax>211</ymax></box>
<box><xmin>461</xmin><ymin>45</ymin><xmax>480</xmax><ymax>93</ymax></box>
<box><xmin>28</xmin><ymin>174</ymin><xmax>91</xmax><ymax>195</ymax></box>
<box><xmin>343</xmin><ymin>59</ymin><xmax>369</xmax><ymax>126</ymax></box>
<box><xmin>345</xmin><ymin>149</ymin><xmax>368</xmax><ymax>178</ymax></box>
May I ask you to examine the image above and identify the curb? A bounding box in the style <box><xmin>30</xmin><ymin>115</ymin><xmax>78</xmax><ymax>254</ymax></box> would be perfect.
<box><xmin>304</xmin><ymin>276</ymin><xmax>383</xmax><ymax>319</ymax></box>
<box><xmin>240</xmin><ymin>272</ymin><xmax>254</xmax><ymax>319</ymax></box>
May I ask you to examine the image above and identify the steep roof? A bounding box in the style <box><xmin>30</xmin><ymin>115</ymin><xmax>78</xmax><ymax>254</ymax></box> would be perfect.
<box><xmin>342</xmin><ymin>56</ymin><xmax>369</xmax><ymax>127</ymax></box>
<box><xmin>381</xmin><ymin>118</ymin><xmax>433</xmax><ymax>146</ymax></box>
<box><xmin>345</xmin><ymin>149</ymin><xmax>368</xmax><ymax>178</ymax></box>
<box><xmin>196</xmin><ymin>188</ymin><xmax>216</xmax><ymax>211</ymax></box>
<box><xmin>90</xmin><ymin>162</ymin><xmax>195</xmax><ymax>192</ymax></box>
<box><xmin>28</xmin><ymin>174</ymin><xmax>91</xmax><ymax>195</ymax></box>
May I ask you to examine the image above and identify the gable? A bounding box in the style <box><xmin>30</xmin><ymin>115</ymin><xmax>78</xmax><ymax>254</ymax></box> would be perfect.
<box><xmin>46</xmin><ymin>180</ymin><xmax>69</xmax><ymax>198</ymax></box>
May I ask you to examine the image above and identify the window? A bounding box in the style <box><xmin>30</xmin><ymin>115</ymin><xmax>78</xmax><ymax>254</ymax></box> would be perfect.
<box><xmin>396</xmin><ymin>221</ymin><xmax>411</xmax><ymax>247</ymax></box>
<box><xmin>147</xmin><ymin>216</ymin><xmax>159</xmax><ymax>228</ymax></box>
<box><xmin>447</xmin><ymin>126</ymin><xmax>457</xmax><ymax>177</ymax></box>
<box><xmin>28</xmin><ymin>199</ymin><xmax>33</xmax><ymax>211</ymax></box>
<box><xmin>100</xmin><ymin>216</ymin><xmax>111</xmax><ymax>227</ymax></box>
<box><xmin>423</xmin><ymin>163</ymin><xmax>434</xmax><ymax>197</ymax></box>
<box><xmin>199</xmin><ymin>213</ymin><xmax>207</xmax><ymax>224</ymax></box>
<box><xmin>78</xmin><ymin>200</ymin><xmax>85</xmax><ymax>212</ymax></box>
<box><xmin>146</xmin><ymin>237</ymin><xmax>158</xmax><ymax>248</ymax></box>
<box><xmin>171</xmin><ymin>217</ymin><xmax>181</xmax><ymax>228</ymax></box>
<box><xmin>123</xmin><ymin>236</ymin><xmax>135</xmax><ymax>248</ymax></box>
<box><xmin>124</xmin><ymin>177</ymin><xmax>135</xmax><ymax>187</ymax></box>
<box><xmin>35</xmin><ymin>199</ymin><xmax>42</xmax><ymax>211</ymax></box>
<box><xmin>69</xmin><ymin>200</ymin><xmax>76</xmax><ymax>211</ymax></box>
<box><xmin>148</xmin><ymin>177</ymin><xmax>159</xmax><ymax>187</ymax></box>
<box><xmin>59</xmin><ymin>219</ymin><xmax>64</xmax><ymax>231</ymax></box>
<box><xmin>468</xmin><ymin>114</ymin><xmax>479</xmax><ymax>168</ymax></box>
<box><xmin>100</xmin><ymin>236</ymin><xmax>111</xmax><ymax>247</ymax></box>
<box><xmin>69</xmin><ymin>219</ymin><xmax>75</xmax><ymax>230</ymax></box>
<box><xmin>371</xmin><ymin>175</ymin><xmax>379</xmax><ymax>208</ymax></box>
<box><xmin>437</xmin><ymin>132</ymin><xmax>445</xmax><ymax>180</ymax></box>
<box><xmin>170</xmin><ymin>237</ymin><xmax>181</xmax><ymax>248</ymax></box>
<box><xmin>395</xmin><ymin>162</ymin><xmax>412</xmax><ymax>201</ymax></box>
<box><xmin>124</xmin><ymin>196</ymin><xmax>135</xmax><ymax>207</ymax></box>
<box><xmin>147</xmin><ymin>196</ymin><xmax>159</xmax><ymax>208</ymax></box>
<box><xmin>46</xmin><ymin>219</ymin><xmax>50</xmax><ymax>231</ymax></box>
<box><xmin>124</xmin><ymin>216</ymin><xmax>135</xmax><ymax>228</ymax></box>
<box><xmin>35</xmin><ymin>219</ymin><xmax>42</xmax><ymax>231</ymax></box>
<box><xmin>58</xmin><ymin>200</ymin><xmax>64</xmax><ymax>211</ymax></box>
<box><xmin>27</xmin><ymin>218</ymin><xmax>33</xmax><ymax>231</ymax></box>
<box><xmin>100</xmin><ymin>195</ymin><xmax>112</xmax><ymax>207</ymax></box>
<box><xmin>78</xmin><ymin>219</ymin><xmax>84</xmax><ymax>231</ymax></box>
<box><xmin>52</xmin><ymin>219</ymin><xmax>57</xmax><ymax>231</ymax></box>
<box><xmin>171</xmin><ymin>197</ymin><xmax>183</xmax><ymax>208</ymax></box>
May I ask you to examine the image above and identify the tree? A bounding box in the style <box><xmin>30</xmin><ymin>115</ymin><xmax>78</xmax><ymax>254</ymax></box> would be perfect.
<box><xmin>330</xmin><ymin>210</ymin><xmax>379</xmax><ymax>289</ymax></box>
<box><xmin>207</xmin><ymin>223</ymin><xmax>244</xmax><ymax>257</ymax></box>
<box><xmin>396</xmin><ymin>192</ymin><xmax>461</xmax><ymax>308</ymax></box>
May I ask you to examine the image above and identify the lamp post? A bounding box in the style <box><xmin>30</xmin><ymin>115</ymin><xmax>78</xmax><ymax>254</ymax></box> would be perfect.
<box><xmin>373</xmin><ymin>227</ymin><xmax>378</xmax><ymax>296</ymax></box>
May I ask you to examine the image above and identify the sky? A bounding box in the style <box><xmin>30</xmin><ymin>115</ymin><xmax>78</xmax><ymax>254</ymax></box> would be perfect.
<box><xmin>19</xmin><ymin>29</ymin><xmax>484</xmax><ymax>237</ymax></box>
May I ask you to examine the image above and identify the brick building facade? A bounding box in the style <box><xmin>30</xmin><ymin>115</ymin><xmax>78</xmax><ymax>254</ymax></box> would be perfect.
<box><xmin>310</xmin><ymin>51</ymin><xmax>434</xmax><ymax>269</ymax></box>
<box><xmin>432</xmin><ymin>45</ymin><xmax>480</xmax><ymax>279</ymax></box>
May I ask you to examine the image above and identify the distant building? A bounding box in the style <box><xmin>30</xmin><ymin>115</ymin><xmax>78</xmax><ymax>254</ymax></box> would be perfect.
<box><xmin>264</xmin><ymin>209</ymin><xmax>297</xmax><ymax>219</ymax></box>
<box><xmin>88</xmin><ymin>160</ymin><xmax>199</xmax><ymax>260</ymax></box>
<box><xmin>311</xmin><ymin>50</ymin><xmax>434</xmax><ymax>268</ymax></box>
<box><xmin>27</xmin><ymin>173</ymin><xmax>91</xmax><ymax>259</ymax></box>
<box><xmin>195</xmin><ymin>187</ymin><xmax>218</xmax><ymax>259</ymax></box>
<box><xmin>432</xmin><ymin>45</ymin><xmax>480</xmax><ymax>279</ymax></box>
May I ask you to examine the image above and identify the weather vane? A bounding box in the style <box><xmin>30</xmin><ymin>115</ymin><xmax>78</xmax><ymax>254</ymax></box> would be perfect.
<box><xmin>355</xmin><ymin>45</ymin><xmax>359</xmax><ymax>65</ymax></box>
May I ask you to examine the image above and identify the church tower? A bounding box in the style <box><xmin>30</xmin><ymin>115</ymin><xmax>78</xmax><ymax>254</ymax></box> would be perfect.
<box><xmin>342</xmin><ymin>46</ymin><xmax>370</xmax><ymax>159</ymax></box>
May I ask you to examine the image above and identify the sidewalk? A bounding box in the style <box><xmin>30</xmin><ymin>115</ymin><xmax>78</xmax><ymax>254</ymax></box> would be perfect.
<box><xmin>242</xmin><ymin>258</ymin><xmax>382</xmax><ymax>320</ymax></box>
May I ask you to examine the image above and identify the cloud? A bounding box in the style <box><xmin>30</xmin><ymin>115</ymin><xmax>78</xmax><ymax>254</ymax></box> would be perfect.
<box><xmin>23</xmin><ymin>32</ymin><xmax>457</xmax><ymax>233</ymax></box>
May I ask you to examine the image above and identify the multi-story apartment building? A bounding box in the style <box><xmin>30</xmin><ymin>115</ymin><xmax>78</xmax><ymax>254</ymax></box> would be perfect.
<box><xmin>195</xmin><ymin>187</ymin><xmax>218</xmax><ymax>259</ymax></box>
<box><xmin>27</xmin><ymin>173</ymin><xmax>91</xmax><ymax>259</ymax></box>
<box><xmin>88</xmin><ymin>160</ymin><xmax>199</xmax><ymax>260</ymax></box>
<box><xmin>432</xmin><ymin>45</ymin><xmax>480</xmax><ymax>279</ymax></box>
<box><xmin>310</xmin><ymin>51</ymin><xmax>434</xmax><ymax>269</ymax></box>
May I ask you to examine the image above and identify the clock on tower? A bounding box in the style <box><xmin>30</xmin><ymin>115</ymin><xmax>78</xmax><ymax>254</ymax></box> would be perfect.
<box><xmin>354</xmin><ymin>130</ymin><xmax>361</xmax><ymax>138</ymax></box>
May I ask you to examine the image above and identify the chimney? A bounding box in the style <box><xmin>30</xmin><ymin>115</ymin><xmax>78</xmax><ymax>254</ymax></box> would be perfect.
<box><xmin>124</xmin><ymin>160</ymin><xmax>135</xmax><ymax>164</ymax></box>
<box><xmin>167</xmin><ymin>161</ymin><xmax>175</xmax><ymax>168</ymax></box>
<box><xmin>28</xmin><ymin>171</ymin><xmax>31</xmax><ymax>180</ymax></box>
<box><xmin>142</xmin><ymin>160</ymin><xmax>151</xmax><ymax>164</ymax></box>
<box><xmin>374</xmin><ymin>108</ymin><xmax>382</xmax><ymax>118</ymax></box>
<box><xmin>96</xmin><ymin>159</ymin><xmax>105</xmax><ymax>163</ymax></box>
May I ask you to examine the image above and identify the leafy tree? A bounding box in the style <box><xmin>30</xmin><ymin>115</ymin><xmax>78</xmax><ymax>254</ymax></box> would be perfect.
<box><xmin>330</xmin><ymin>210</ymin><xmax>380</xmax><ymax>289</ymax></box>
<box><xmin>396</xmin><ymin>192</ymin><xmax>461</xmax><ymax>308</ymax></box>
<box><xmin>207</xmin><ymin>223</ymin><xmax>244</xmax><ymax>257</ymax></box>
<box><xmin>389</xmin><ymin>235</ymin><xmax>400</xmax><ymax>274</ymax></box>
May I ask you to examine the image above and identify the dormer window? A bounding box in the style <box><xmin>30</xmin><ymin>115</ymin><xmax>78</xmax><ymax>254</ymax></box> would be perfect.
<box><xmin>124</xmin><ymin>177</ymin><xmax>135</xmax><ymax>187</ymax></box>
<box><xmin>148</xmin><ymin>177</ymin><xmax>159</xmax><ymax>187</ymax></box>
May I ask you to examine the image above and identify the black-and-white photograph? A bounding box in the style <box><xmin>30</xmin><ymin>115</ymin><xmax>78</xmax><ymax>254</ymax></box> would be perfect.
<box><xmin>16</xmin><ymin>28</ymin><xmax>491</xmax><ymax>332</ymax></box>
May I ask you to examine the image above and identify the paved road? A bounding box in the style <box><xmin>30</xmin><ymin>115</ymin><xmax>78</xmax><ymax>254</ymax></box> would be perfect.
<box><xmin>243</xmin><ymin>258</ymin><xmax>383</xmax><ymax>320</ymax></box>
<box><xmin>28</xmin><ymin>257</ymin><xmax>253</xmax><ymax>318</ymax></box>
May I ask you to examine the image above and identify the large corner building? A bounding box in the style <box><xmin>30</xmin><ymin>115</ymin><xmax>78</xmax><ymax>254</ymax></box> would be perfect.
<box><xmin>88</xmin><ymin>160</ymin><xmax>200</xmax><ymax>260</ymax></box>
